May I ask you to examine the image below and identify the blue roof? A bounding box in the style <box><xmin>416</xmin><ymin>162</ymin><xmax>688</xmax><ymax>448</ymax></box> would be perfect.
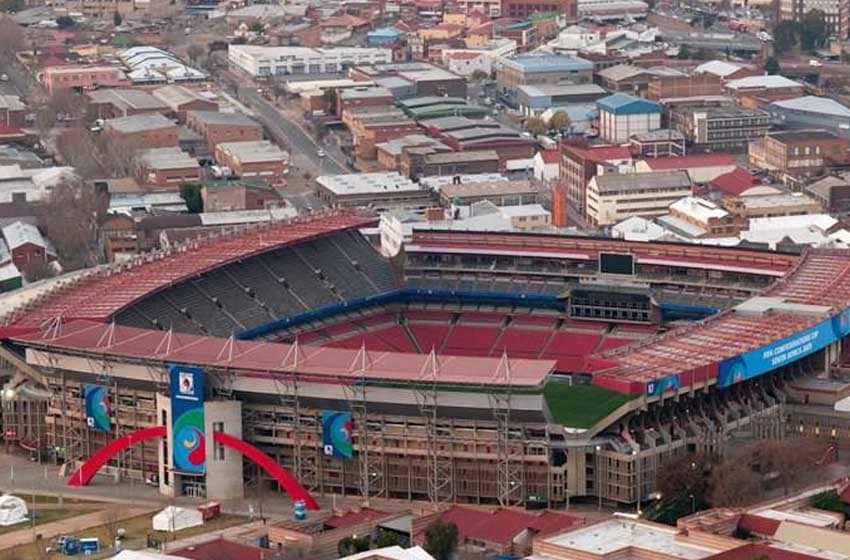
<box><xmin>596</xmin><ymin>93</ymin><xmax>662</xmax><ymax>116</ymax></box>
<box><xmin>369</xmin><ymin>27</ymin><xmax>402</xmax><ymax>38</ymax></box>
<box><xmin>501</xmin><ymin>54</ymin><xmax>594</xmax><ymax>74</ymax></box>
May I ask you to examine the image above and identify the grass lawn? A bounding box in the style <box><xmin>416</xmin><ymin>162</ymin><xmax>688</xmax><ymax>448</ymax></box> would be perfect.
<box><xmin>544</xmin><ymin>382</ymin><xmax>634</xmax><ymax>429</ymax></box>
<box><xmin>0</xmin><ymin>508</ymin><xmax>98</xmax><ymax>536</ymax></box>
<box><xmin>0</xmin><ymin>513</ymin><xmax>248</xmax><ymax>560</ymax></box>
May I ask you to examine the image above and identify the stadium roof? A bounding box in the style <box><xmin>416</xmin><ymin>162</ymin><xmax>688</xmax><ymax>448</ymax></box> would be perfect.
<box><xmin>5</xmin><ymin>210</ymin><xmax>376</xmax><ymax>327</ymax></box>
<box><xmin>9</xmin><ymin>320</ymin><xmax>555</xmax><ymax>387</ymax></box>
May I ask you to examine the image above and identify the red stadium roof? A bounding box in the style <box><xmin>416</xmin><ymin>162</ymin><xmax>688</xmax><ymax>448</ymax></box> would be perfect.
<box><xmin>11</xmin><ymin>320</ymin><xmax>555</xmax><ymax>387</ymax></box>
<box><xmin>6</xmin><ymin>210</ymin><xmax>376</xmax><ymax>328</ymax></box>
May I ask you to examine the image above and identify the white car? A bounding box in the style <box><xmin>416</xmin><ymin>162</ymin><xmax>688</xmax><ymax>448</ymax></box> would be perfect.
<box><xmin>809</xmin><ymin>59</ymin><xmax>823</xmax><ymax>67</ymax></box>
<box><xmin>317</xmin><ymin>149</ymin><xmax>326</xmax><ymax>158</ymax></box>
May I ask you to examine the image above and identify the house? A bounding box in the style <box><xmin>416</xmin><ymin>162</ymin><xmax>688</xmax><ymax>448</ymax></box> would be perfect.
<box><xmin>0</xmin><ymin>95</ymin><xmax>26</xmax><ymax>128</ymax></box>
<box><xmin>534</xmin><ymin>149</ymin><xmax>559</xmax><ymax>181</ymax></box>
<box><xmin>2</xmin><ymin>221</ymin><xmax>49</xmax><ymax>270</ymax></box>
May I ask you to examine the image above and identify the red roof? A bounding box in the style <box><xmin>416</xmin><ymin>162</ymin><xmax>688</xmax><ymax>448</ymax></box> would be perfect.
<box><xmin>644</xmin><ymin>153</ymin><xmax>736</xmax><ymax>170</ymax></box>
<box><xmin>566</xmin><ymin>144</ymin><xmax>633</xmax><ymax>164</ymax></box>
<box><xmin>429</xmin><ymin>506</ymin><xmax>580</xmax><ymax>547</ymax></box>
<box><xmin>737</xmin><ymin>513</ymin><xmax>781</xmax><ymax>536</ymax></box>
<box><xmin>538</xmin><ymin>149</ymin><xmax>560</xmax><ymax>164</ymax></box>
<box><xmin>710</xmin><ymin>167</ymin><xmax>760</xmax><ymax>196</ymax></box>
<box><xmin>707</xmin><ymin>543</ymin><xmax>823</xmax><ymax>560</ymax></box>
<box><xmin>446</xmin><ymin>51</ymin><xmax>483</xmax><ymax>61</ymax></box>
<box><xmin>172</xmin><ymin>538</ymin><xmax>264</xmax><ymax>560</ymax></box>
<box><xmin>324</xmin><ymin>508</ymin><xmax>390</xmax><ymax>529</ymax></box>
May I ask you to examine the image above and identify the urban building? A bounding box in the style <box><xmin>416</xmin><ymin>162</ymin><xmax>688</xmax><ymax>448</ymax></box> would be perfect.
<box><xmin>437</xmin><ymin>125</ymin><xmax>537</xmax><ymax>166</ymax></box>
<box><xmin>186</xmin><ymin>111</ymin><xmax>263</xmax><ymax>152</ymax></box>
<box><xmin>152</xmin><ymin>85</ymin><xmax>219</xmax><ymax>123</ymax></box>
<box><xmin>397</xmin><ymin>97</ymin><xmax>490</xmax><ymax>120</ymax></box>
<box><xmin>337</xmin><ymin>87</ymin><xmax>395</xmax><ymax>119</ymax></box>
<box><xmin>534</xmin><ymin>150</ymin><xmax>560</xmax><ymax>182</ymax></box>
<box><xmin>671</xmin><ymin>105</ymin><xmax>770</xmax><ymax>152</ymax></box>
<box><xmin>103</xmin><ymin>114</ymin><xmax>180</xmax><ymax>150</ymax></box>
<box><xmin>2</xmin><ymin>221</ymin><xmax>49</xmax><ymax>270</ymax></box>
<box><xmin>118</xmin><ymin>46</ymin><xmax>206</xmax><ymax>85</ymax></box>
<box><xmin>443</xmin><ymin>51</ymin><xmax>491</xmax><ymax>78</ymax></box>
<box><xmin>515</xmin><ymin>83</ymin><xmax>606</xmax><ymax>116</ymax></box>
<box><xmin>202</xmin><ymin>181</ymin><xmax>284</xmax><ymax>212</ymax></box>
<box><xmin>342</xmin><ymin>106</ymin><xmax>420</xmax><ymax>160</ymax></box>
<box><xmin>780</xmin><ymin>0</ymin><xmax>849</xmax><ymax>39</ymax></box>
<box><xmin>805</xmin><ymin>171</ymin><xmax>850</xmax><ymax>216</ymax></box>
<box><xmin>629</xmin><ymin>130</ymin><xmax>686</xmax><ymax>158</ymax></box>
<box><xmin>596</xmin><ymin>65</ymin><xmax>683</xmax><ymax>95</ymax></box>
<box><xmin>403</xmin><ymin>150</ymin><xmax>501</xmax><ymax>177</ymax></box>
<box><xmin>587</xmin><ymin>170</ymin><xmax>693</xmax><ymax>226</ymax></box>
<box><xmin>214</xmin><ymin>141</ymin><xmax>289</xmax><ymax>183</ymax></box>
<box><xmin>436</xmin><ymin>179</ymin><xmax>540</xmax><ymax>207</ymax></box>
<box><xmin>693</xmin><ymin>60</ymin><xmax>755</xmax><ymax>81</ymax></box>
<box><xmin>497</xmin><ymin>54</ymin><xmax>593</xmax><ymax>98</ymax></box>
<box><xmin>657</xmin><ymin>196</ymin><xmax>747</xmax><ymax>239</ymax></box>
<box><xmin>456</xmin><ymin>0</ymin><xmax>502</xmax><ymax>16</ymax></box>
<box><xmin>596</xmin><ymin>93</ymin><xmax>662</xmax><ymax>144</ymax></box>
<box><xmin>725</xmin><ymin>75</ymin><xmax>806</xmax><ymax>108</ymax></box>
<box><xmin>558</xmin><ymin>142</ymin><xmax>633</xmax><ymax>219</ymax></box>
<box><xmin>635</xmin><ymin>154</ymin><xmax>737</xmax><ymax>184</ymax></box>
<box><xmin>646</xmin><ymin>72</ymin><xmax>724</xmax><ymax>101</ymax></box>
<box><xmin>501</xmin><ymin>0</ymin><xmax>578</xmax><ymax>21</ymax></box>
<box><xmin>227</xmin><ymin>45</ymin><xmax>393</xmax><ymax>77</ymax></box>
<box><xmin>41</xmin><ymin>65</ymin><xmax>126</xmax><ymax>94</ymax></box>
<box><xmin>577</xmin><ymin>0</ymin><xmax>649</xmax><ymax>20</ymax></box>
<box><xmin>350</xmin><ymin>62</ymin><xmax>468</xmax><ymax>98</ymax></box>
<box><xmin>749</xmin><ymin>130</ymin><xmax>850</xmax><ymax>178</ymax></box>
<box><xmin>0</xmin><ymin>95</ymin><xmax>26</xmax><ymax>129</ymax></box>
<box><xmin>375</xmin><ymin>135</ymin><xmax>452</xmax><ymax>171</ymax></box>
<box><xmin>134</xmin><ymin>147</ymin><xmax>201</xmax><ymax>189</ymax></box>
<box><xmin>86</xmin><ymin>89</ymin><xmax>169</xmax><ymax>119</ymax></box>
<box><xmin>52</xmin><ymin>0</ymin><xmax>176</xmax><ymax>18</ymax></box>
<box><xmin>315</xmin><ymin>172</ymin><xmax>434</xmax><ymax>211</ymax></box>
<box><xmin>723</xmin><ymin>188</ymin><xmax>824</xmax><ymax>218</ymax></box>
<box><xmin>767</xmin><ymin>96</ymin><xmax>850</xmax><ymax>138</ymax></box>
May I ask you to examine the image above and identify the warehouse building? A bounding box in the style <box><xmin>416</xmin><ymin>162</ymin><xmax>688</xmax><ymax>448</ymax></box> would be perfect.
<box><xmin>587</xmin><ymin>170</ymin><xmax>692</xmax><ymax>226</ymax></box>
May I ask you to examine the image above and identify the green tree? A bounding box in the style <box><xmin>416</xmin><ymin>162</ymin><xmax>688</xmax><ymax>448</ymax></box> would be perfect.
<box><xmin>764</xmin><ymin>55</ymin><xmax>781</xmax><ymax>74</ymax></box>
<box><xmin>112</xmin><ymin>10</ymin><xmax>122</xmax><ymax>26</ymax></box>
<box><xmin>249</xmin><ymin>20</ymin><xmax>264</xmax><ymax>34</ymax></box>
<box><xmin>773</xmin><ymin>21</ymin><xmax>799</xmax><ymax>54</ymax></box>
<box><xmin>800</xmin><ymin>10</ymin><xmax>828</xmax><ymax>51</ymax></box>
<box><xmin>337</xmin><ymin>536</ymin><xmax>370</xmax><ymax>556</ymax></box>
<box><xmin>424</xmin><ymin>520</ymin><xmax>458</xmax><ymax>560</ymax></box>
<box><xmin>471</xmin><ymin>69</ymin><xmax>488</xmax><ymax>81</ymax></box>
<box><xmin>375</xmin><ymin>529</ymin><xmax>402</xmax><ymax>548</ymax></box>
<box><xmin>323</xmin><ymin>87</ymin><xmax>338</xmax><ymax>114</ymax></box>
<box><xmin>55</xmin><ymin>15</ymin><xmax>76</xmax><ymax>29</ymax></box>
<box><xmin>179</xmin><ymin>183</ymin><xmax>204</xmax><ymax>213</ymax></box>
<box><xmin>549</xmin><ymin>110</ymin><xmax>571</xmax><ymax>133</ymax></box>
<box><xmin>525</xmin><ymin>116</ymin><xmax>547</xmax><ymax>136</ymax></box>
<box><xmin>676</xmin><ymin>45</ymin><xmax>691</xmax><ymax>60</ymax></box>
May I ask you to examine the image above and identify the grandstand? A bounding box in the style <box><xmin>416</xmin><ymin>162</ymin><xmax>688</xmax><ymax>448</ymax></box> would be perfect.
<box><xmin>1</xmin><ymin>211</ymin><xmax>849</xmax><ymax>509</ymax></box>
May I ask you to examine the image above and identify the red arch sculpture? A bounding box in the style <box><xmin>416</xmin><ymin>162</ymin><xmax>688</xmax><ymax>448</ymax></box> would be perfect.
<box><xmin>68</xmin><ymin>426</ymin><xmax>319</xmax><ymax>510</ymax></box>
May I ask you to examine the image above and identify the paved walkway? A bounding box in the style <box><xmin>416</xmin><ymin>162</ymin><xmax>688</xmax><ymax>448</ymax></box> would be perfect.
<box><xmin>0</xmin><ymin>507</ymin><xmax>153</xmax><ymax>550</ymax></box>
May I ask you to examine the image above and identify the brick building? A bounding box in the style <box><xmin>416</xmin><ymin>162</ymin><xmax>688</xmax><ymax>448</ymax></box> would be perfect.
<box><xmin>501</xmin><ymin>0</ymin><xmax>577</xmax><ymax>21</ymax></box>
<box><xmin>41</xmin><ymin>65</ymin><xmax>126</xmax><ymax>94</ymax></box>
<box><xmin>0</xmin><ymin>95</ymin><xmax>26</xmax><ymax>128</ymax></box>
<box><xmin>103</xmin><ymin>113</ymin><xmax>179</xmax><ymax>150</ymax></box>
<box><xmin>337</xmin><ymin>86</ymin><xmax>395</xmax><ymax>118</ymax></box>
<box><xmin>749</xmin><ymin>130</ymin><xmax>850</xmax><ymax>178</ymax></box>
<box><xmin>559</xmin><ymin>142</ymin><xmax>633</xmax><ymax>219</ymax></box>
<box><xmin>186</xmin><ymin>111</ymin><xmax>263</xmax><ymax>152</ymax></box>
<box><xmin>2</xmin><ymin>221</ymin><xmax>49</xmax><ymax>270</ymax></box>
<box><xmin>343</xmin><ymin>106</ymin><xmax>420</xmax><ymax>160</ymax></box>
<box><xmin>402</xmin><ymin>150</ymin><xmax>501</xmax><ymax>177</ymax></box>
<box><xmin>670</xmin><ymin>105</ymin><xmax>770</xmax><ymax>152</ymax></box>
<box><xmin>202</xmin><ymin>181</ymin><xmax>284</xmax><ymax>212</ymax></box>
<box><xmin>646</xmin><ymin>72</ymin><xmax>723</xmax><ymax>101</ymax></box>
<box><xmin>214</xmin><ymin>141</ymin><xmax>289</xmax><ymax>183</ymax></box>
<box><xmin>86</xmin><ymin>89</ymin><xmax>169</xmax><ymax>119</ymax></box>
<box><xmin>152</xmin><ymin>85</ymin><xmax>219</xmax><ymax>123</ymax></box>
<box><xmin>134</xmin><ymin>147</ymin><xmax>201</xmax><ymax>189</ymax></box>
<box><xmin>805</xmin><ymin>172</ymin><xmax>850</xmax><ymax>216</ymax></box>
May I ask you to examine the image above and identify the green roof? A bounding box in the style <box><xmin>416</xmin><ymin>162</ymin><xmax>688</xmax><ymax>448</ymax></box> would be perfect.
<box><xmin>404</xmin><ymin>104</ymin><xmax>490</xmax><ymax>119</ymax></box>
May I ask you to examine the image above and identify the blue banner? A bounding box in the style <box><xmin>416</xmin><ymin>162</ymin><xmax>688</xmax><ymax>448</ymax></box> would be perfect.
<box><xmin>718</xmin><ymin>308</ymin><xmax>850</xmax><ymax>388</ymax></box>
<box><xmin>170</xmin><ymin>365</ymin><xmax>206</xmax><ymax>474</ymax></box>
<box><xmin>84</xmin><ymin>384</ymin><xmax>111</xmax><ymax>432</ymax></box>
<box><xmin>646</xmin><ymin>375</ymin><xmax>680</xmax><ymax>397</ymax></box>
<box><xmin>321</xmin><ymin>411</ymin><xmax>354</xmax><ymax>459</ymax></box>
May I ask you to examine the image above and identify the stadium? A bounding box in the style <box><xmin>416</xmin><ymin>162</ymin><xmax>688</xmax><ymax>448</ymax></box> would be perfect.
<box><xmin>0</xmin><ymin>208</ymin><xmax>848</xmax><ymax>508</ymax></box>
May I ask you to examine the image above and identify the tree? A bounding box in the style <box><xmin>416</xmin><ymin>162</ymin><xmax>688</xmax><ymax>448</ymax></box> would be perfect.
<box><xmin>55</xmin><ymin>15</ymin><xmax>76</xmax><ymax>29</ymax></box>
<box><xmin>38</xmin><ymin>179</ymin><xmax>108</xmax><ymax>270</ymax></box>
<box><xmin>525</xmin><ymin>116</ymin><xmax>547</xmax><ymax>137</ymax></box>
<box><xmin>187</xmin><ymin>44</ymin><xmax>205</xmax><ymax>65</ymax></box>
<box><xmin>549</xmin><ymin>110</ymin><xmax>571</xmax><ymax>133</ymax></box>
<box><xmin>471</xmin><ymin>69</ymin><xmax>488</xmax><ymax>81</ymax></box>
<box><xmin>374</xmin><ymin>529</ymin><xmax>402</xmax><ymax>548</ymax></box>
<box><xmin>676</xmin><ymin>45</ymin><xmax>691</xmax><ymax>60</ymax></box>
<box><xmin>21</xmin><ymin>260</ymin><xmax>56</xmax><ymax>283</ymax></box>
<box><xmin>180</xmin><ymin>183</ymin><xmax>204</xmax><ymax>213</ymax></box>
<box><xmin>0</xmin><ymin>16</ymin><xmax>24</xmax><ymax>61</ymax></box>
<box><xmin>337</xmin><ymin>536</ymin><xmax>369</xmax><ymax>556</ymax></box>
<box><xmin>0</xmin><ymin>0</ymin><xmax>25</xmax><ymax>12</ymax></box>
<box><xmin>765</xmin><ymin>56</ymin><xmax>781</xmax><ymax>75</ymax></box>
<box><xmin>773</xmin><ymin>21</ymin><xmax>799</xmax><ymax>54</ymax></box>
<box><xmin>323</xmin><ymin>87</ymin><xmax>338</xmax><ymax>114</ymax></box>
<box><xmin>249</xmin><ymin>21</ymin><xmax>264</xmax><ymax>34</ymax></box>
<box><xmin>112</xmin><ymin>10</ymin><xmax>122</xmax><ymax>26</ymax></box>
<box><xmin>800</xmin><ymin>10</ymin><xmax>828</xmax><ymax>51</ymax></box>
<box><xmin>56</xmin><ymin>126</ymin><xmax>105</xmax><ymax>179</ymax></box>
<box><xmin>708</xmin><ymin>458</ymin><xmax>763</xmax><ymax>507</ymax></box>
<box><xmin>424</xmin><ymin>520</ymin><xmax>458</xmax><ymax>560</ymax></box>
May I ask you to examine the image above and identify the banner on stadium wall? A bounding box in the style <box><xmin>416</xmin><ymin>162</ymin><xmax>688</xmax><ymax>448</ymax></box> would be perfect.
<box><xmin>645</xmin><ymin>375</ymin><xmax>680</xmax><ymax>397</ymax></box>
<box><xmin>717</xmin><ymin>308</ymin><xmax>850</xmax><ymax>389</ymax></box>
<box><xmin>84</xmin><ymin>384</ymin><xmax>111</xmax><ymax>432</ymax></box>
<box><xmin>321</xmin><ymin>411</ymin><xmax>354</xmax><ymax>459</ymax></box>
<box><xmin>169</xmin><ymin>365</ymin><xmax>206</xmax><ymax>474</ymax></box>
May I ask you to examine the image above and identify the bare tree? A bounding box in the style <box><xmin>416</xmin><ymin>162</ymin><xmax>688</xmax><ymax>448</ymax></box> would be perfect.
<box><xmin>186</xmin><ymin>44</ymin><xmax>205</xmax><ymax>65</ymax></box>
<box><xmin>97</xmin><ymin>134</ymin><xmax>145</xmax><ymax>178</ymax></box>
<box><xmin>656</xmin><ymin>451</ymin><xmax>717</xmax><ymax>507</ymax></box>
<box><xmin>0</xmin><ymin>16</ymin><xmax>25</xmax><ymax>62</ymax></box>
<box><xmin>750</xmin><ymin>438</ymin><xmax>829</xmax><ymax>495</ymax></box>
<box><xmin>37</xmin><ymin>178</ymin><xmax>108</xmax><ymax>270</ymax></box>
<box><xmin>56</xmin><ymin>126</ymin><xmax>105</xmax><ymax>179</ymax></box>
<box><xmin>709</xmin><ymin>458</ymin><xmax>763</xmax><ymax>507</ymax></box>
<box><xmin>20</xmin><ymin>259</ymin><xmax>56</xmax><ymax>282</ymax></box>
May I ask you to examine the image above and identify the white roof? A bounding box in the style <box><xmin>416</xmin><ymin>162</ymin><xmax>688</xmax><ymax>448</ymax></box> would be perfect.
<box><xmin>756</xmin><ymin>507</ymin><xmax>841</xmax><ymax>528</ymax></box>
<box><xmin>612</xmin><ymin>216</ymin><xmax>667</xmax><ymax>242</ymax></box>
<box><xmin>670</xmin><ymin>196</ymin><xmax>728</xmax><ymax>221</ymax></box>
<box><xmin>771</xmin><ymin>96</ymin><xmax>850</xmax><ymax>118</ymax></box>
<box><xmin>726</xmin><ymin>75</ymin><xmax>802</xmax><ymax>91</ymax></box>
<box><xmin>694</xmin><ymin>60</ymin><xmax>743</xmax><ymax>77</ymax></box>
<box><xmin>341</xmin><ymin>545</ymin><xmax>434</xmax><ymax>560</ymax></box>
<box><xmin>498</xmin><ymin>204</ymin><xmax>549</xmax><ymax>218</ymax></box>
<box><xmin>317</xmin><ymin>172</ymin><xmax>423</xmax><ymax>196</ymax></box>
<box><xmin>2</xmin><ymin>221</ymin><xmax>45</xmax><ymax>251</ymax></box>
<box><xmin>420</xmin><ymin>173</ymin><xmax>507</xmax><ymax>190</ymax></box>
<box><xmin>0</xmin><ymin>262</ymin><xmax>20</xmax><ymax>283</ymax></box>
<box><xmin>199</xmin><ymin>207</ymin><xmax>298</xmax><ymax>226</ymax></box>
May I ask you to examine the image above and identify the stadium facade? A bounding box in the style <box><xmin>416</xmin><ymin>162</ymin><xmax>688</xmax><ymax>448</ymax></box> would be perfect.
<box><xmin>1</xmin><ymin>209</ymin><xmax>848</xmax><ymax>507</ymax></box>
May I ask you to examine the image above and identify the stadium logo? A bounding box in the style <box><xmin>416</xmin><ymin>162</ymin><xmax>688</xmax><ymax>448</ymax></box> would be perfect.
<box><xmin>179</xmin><ymin>372</ymin><xmax>195</xmax><ymax>396</ymax></box>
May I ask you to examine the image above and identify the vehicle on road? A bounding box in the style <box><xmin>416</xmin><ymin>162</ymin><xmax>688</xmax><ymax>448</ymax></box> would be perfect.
<box><xmin>0</xmin><ymin>74</ymin><xmax>8</xmax><ymax>82</ymax></box>
<box><xmin>810</xmin><ymin>59</ymin><xmax>823</xmax><ymax>67</ymax></box>
<box><xmin>317</xmin><ymin>149</ymin><xmax>326</xmax><ymax>158</ymax></box>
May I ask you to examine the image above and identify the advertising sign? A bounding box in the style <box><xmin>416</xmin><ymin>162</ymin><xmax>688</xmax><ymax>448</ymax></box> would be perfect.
<box><xmin>645</xmin><ymin>375</ymin><xmax>680</xmax><ymax>397</ymax></box>
<box><xmin>84</xmin><ymin>384</ymin><xmax>111</xmax><ymax>432</ymax></box>
<box><xmin>169</xmin><ymin>365</ymin><xmax>206</xmax><ymax>474</ymax></box>
<box><xmin>717</xmin><ymin>308</ymin><xmax>850</xmax><ymax>388</ymax></box>
<box><xmin>321</xmin><ymin>411</ymin><xmax>354</xmax><ymax>459</ymax></box>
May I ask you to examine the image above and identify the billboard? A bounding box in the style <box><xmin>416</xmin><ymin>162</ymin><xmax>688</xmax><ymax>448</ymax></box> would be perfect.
<box><xmin>717</xmin><ymin>308</ymin><xmax>850</xmax><ymax>388</ymax></box>
<box><xmin>321</xmin><ymin>411</ymin><xmax>354</xmax><ymax>459</ymax></box>
<box><xmin>645</xmin><ymin>375</ymin><xmax>680</xmax><ymax>397</ymax></box>
<box><xmin>169</xmin><ymin>365</ymin><xmax>206</xmax><ymax>474</ymax></box>
<box><xmin>84</xmin><ymin>384</ymin><xmax>111</xmax><ymax>432</ymax></box>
